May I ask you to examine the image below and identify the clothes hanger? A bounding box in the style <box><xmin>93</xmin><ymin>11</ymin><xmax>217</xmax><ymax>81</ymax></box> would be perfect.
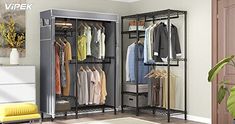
<box><xmin>80</xmin><ymin>66</ymin><xmax>84</xmax><ymax>71</ymax></box>
<box><xmin>160</xmin><ymin>69</ymin><xmax>176</xmax><ymax>78</ymax></box>
<box><xmin>77</xmin><ymin>22</ymin><xmax>86</xmax><ymax>35</ymax></box>
<box><xmin>55</xmin><ymin>37</ymin><xmax>64</xmax><ymax>47</ymax></box>
<box><xmin>149</xmin><ymin>72</ymin><xmax>158</xmax><ymax>78</ymax></box>
<box><xmin>55</xmin><ymin>41</ymin><xmax>61</xmax><ymax>47</ymax></box>
<box><xmin>86</xmin><ymin>65</ymin><xmax>90</xmax><ymax>70</ymax></box>
<box><xmin>92</xmin><ymin>22</ymin><xmax>99</xmax><ymax>29</ymax></box>
<box><xmin>152</xmin><ymin>23</ymin><xmax>157</xmax><ymax>27</ymax></box>
<box><xmin>92</xmin><ymin>66</ymin><xmax>97</xmax><ymax>71</ymax></box>
<box><xmin>55</xmin><ymin>37</ymin><xmax>60</xmax><ymax>42</ymax></box>
<box><xmin>98</xmin><ymin>23</ymin><xmax>105</xmax><ymax>29</ymax></box>
<box><xmin>62</xmin><ymin>37</ymin><xmax>68</xmax><ymax>43</ymax></box>
<box><xmin>150</xmin><ymin>69</ymin><xmax>161</xmax><ymax>78</ymax></box>
<box><xmin>138</xmin><ymin>40</ymin><xmax>144</xmax><ymax>45</ymax></box>
<box><xmin>97</xmin><ymin>65</ymin><xmax>102</xmax><ymax>71</ymax></box>
<box><xmin>84</xmin><ymin>22</ymin><xmax>90</xmax><ymax>28</ymax></box>
<box><xmin>77</xmin><ymin>22</ymin><xmax>85</xmax><ymax>29</ymax></box>
<box><xmin>144</xmin><ymin>69</ymin><xmax>155</xmax><ymax>78</ymax></box>
<box><xmin>146</xmin><ymin>69</ymin><xmax>159</xmax><ymax>78</ymax></box>
<box><xmin>90</xmin><ymin>64</ymin><xmax>96</xmax><ymax>71</ymax></box>
<box><xmin>96</xmin><ymin>23</ymin><xmax>102</xmax><ymax>29</ymax></box>
<box><xmin>82</xmin><ymin>22</ymin><xmax>88</xmax><ymax>28</ymax></box>
<box><xmin>58</xmin><ymin>37</ymin><xmax>66</xmax><ymax>46</ymax></box>
<box><xmin>134</xmin><ymin>40</ymin><xmax>139</xmax><ymax>44</ymax></box>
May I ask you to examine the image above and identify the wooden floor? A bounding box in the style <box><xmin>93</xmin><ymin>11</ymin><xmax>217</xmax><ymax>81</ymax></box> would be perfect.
<box><xmin>42</xmin><ymin>111</ymin><xmax>204</xmax><ymax>124</ymax></box>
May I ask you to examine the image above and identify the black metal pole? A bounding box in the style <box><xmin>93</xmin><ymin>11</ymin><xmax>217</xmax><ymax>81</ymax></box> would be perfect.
<box><xmin>184</xmin><ymin>11</ymin><xmax>188</xmax><ymax>120</ymax></box>
<box><xmin>121</xmin><ymin>17</ymin><xmax>124</xmax><ymax>113</ymax></box>
<box><xmin>114</xmin><ymin>22</ymin><xmax>117</xmax><ymax>115</ymax></box>
<box><xmin>102</xmin><ymin>24</ymin><xmax>105</xmax><ymax>114</ymax></box>
<box><xmin>152</xmin><ymin>15</ymin><xmax>156</xmax><ymax>115</ymax></box>
<box><xmin>167</xmin><ymin>9</ymin><xmax>171</xmax><ymax>123</ymax></box>
<box><xmin>75</xmin><ymin>19</ymin><xmax>78</xmax><ymax>119</ymax></box>
<box><xmin>136</xmin><ymin>15</ymin><xmax>140</xmax><ymax>116</ymax></box>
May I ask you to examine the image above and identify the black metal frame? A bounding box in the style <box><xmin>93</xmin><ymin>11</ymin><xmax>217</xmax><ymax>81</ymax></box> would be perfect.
<box><xmin>121</xmin><ymin>9</ymin><xmax>187</xmax><ymax>122</ymax></box>
<box><xmin>52</xmin><ymin>17</ymin><xmax>117</xmax><ymax>119</ymax></box>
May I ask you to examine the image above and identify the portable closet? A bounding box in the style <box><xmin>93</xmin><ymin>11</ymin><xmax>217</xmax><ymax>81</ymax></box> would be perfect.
<box><xmin>121</xmin><ymin>9</ymin><xmax>187</xmax><ymax>122</ymax></box>
<box><xmin>40</xmin><ymin>9</ymin><xmax>119</xmax><ymax>120</ymax></box>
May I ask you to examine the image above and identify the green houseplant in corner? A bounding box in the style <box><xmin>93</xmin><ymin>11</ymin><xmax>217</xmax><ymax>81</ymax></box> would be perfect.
<box><xmin>208</xmin><ymin>55</ymin><xmax>235</xmax><ymax>123</ymax></box>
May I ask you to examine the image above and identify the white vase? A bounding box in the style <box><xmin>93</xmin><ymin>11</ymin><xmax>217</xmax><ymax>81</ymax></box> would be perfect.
<box><xmin>10</xmin><ymin>48</ymin><xmax>19</xmax><ymax>65</ymax></box>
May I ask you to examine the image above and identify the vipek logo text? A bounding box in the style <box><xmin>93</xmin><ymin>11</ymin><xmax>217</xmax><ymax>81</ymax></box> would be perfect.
<box><xmin>5</xmin><ymin>4</ymin><xmax>32</xmax><ymax>10</ymax></box>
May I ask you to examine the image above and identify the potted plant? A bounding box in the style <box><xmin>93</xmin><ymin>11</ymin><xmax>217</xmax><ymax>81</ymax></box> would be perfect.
<box><xmin>208</xmin><ymin>55</ymin><xmax>235</xmax><ymax>123</ymax></box>
<box><xmin>0</xmin><ymin>16</ymin><xmax>25</xmax><ymax>65</ymax></box>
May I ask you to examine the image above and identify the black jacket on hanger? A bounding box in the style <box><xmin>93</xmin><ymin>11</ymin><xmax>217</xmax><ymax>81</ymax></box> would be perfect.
<box><xmin>153</xmin><ymin>23</ymin><xmax>181</xmax><ymax>60</ymax></box>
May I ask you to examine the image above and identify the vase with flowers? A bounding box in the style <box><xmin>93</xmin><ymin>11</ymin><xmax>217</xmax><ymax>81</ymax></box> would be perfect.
<box><xmin>0</xmin><ymin>16</ymin><xmax>25</xmax><ymax>65</ymax></box>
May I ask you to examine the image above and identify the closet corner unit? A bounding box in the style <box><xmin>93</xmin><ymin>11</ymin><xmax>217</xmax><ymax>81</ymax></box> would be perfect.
<box><xmin>121</xmin><ymin>9</ymin><xmax>187</xmax><ymax>122</ymax></box>
<box><xmin>40</xmin><ymin>9</ymin><xmax>119</xmax><ymax>120</ymax></box>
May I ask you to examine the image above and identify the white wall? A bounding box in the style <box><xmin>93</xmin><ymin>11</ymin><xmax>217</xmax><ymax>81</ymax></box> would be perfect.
<box><xmin>0</xmin><ymin>0</ymin><xmax>129</xmax><ymax>104</ymax></box>
<box><xmin>129</xmin><ymin>0</ymin><xmax>212</xmax><ymax>119</ymax></box>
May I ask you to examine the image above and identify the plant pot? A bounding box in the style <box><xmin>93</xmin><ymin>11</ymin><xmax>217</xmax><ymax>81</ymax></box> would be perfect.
<box><xmin>10</xmin><ymin>48</ymin><xmax>19</xmax><ymax>65</ymax></box>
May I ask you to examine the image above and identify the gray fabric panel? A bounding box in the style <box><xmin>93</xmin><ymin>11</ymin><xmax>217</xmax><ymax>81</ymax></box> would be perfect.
<box><xmin>104</xmin><ymin>22</ymin><xmax>117</xmax><ymax>106</ymax></box>
<box><xmin>40</xmin><ymin>40</ymin><xmax>55</xmax><ymax>115</ymax></box>
<box><xmin>104</xmin><ymin>22</ymin><xmax>115</xmax><ymax>57</ymax></box>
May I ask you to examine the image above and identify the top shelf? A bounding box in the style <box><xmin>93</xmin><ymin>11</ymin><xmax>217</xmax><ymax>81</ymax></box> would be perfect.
<box><xmin>122</xmin><ymin>9</ymin><xmax>186</xmax><ymax>20</ymax></box>
<box><xmin>121</xmin><ymin>30</ymin><xmax>145</xmax><ymax>34</ymax></box>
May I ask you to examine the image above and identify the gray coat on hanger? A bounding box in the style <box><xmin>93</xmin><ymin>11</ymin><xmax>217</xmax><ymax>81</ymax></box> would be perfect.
<box><xmin>153</xmin><ymin>23</ymin><xmax>181</xmax><ymax>59</ymax></box>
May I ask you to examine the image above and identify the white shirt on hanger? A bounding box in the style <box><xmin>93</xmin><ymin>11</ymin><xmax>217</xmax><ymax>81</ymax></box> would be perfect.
<box><xmin>97</xmin><ymin>29</ymin><xmax>102</xmax><ymax>59</ymax></box>
<box><xmin>144</xmin><ymin>25</ymin><xmax>152</xmax><ymax>63</ymax></box>
<box><xmin>93</xmin><ymin>70</ymin><xmax>101</xmax><ymax>104</ymax></box>
<box><xmin>101</xmin><ymin>31</ymin><xmax>105</xmax><ymax>59</ymax></box>
<box><xmin>86</xmin><ymin>26</ymin><xmax>92</xmax><ymax>56</ymax></box>
<box><xmin>148</xmin><ymin>23</ymin><xmax>158</xmax><ymax>62</ymax></box>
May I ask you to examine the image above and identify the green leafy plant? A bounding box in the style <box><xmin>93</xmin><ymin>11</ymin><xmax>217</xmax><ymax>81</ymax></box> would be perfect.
<box><xmin>0</xmin><ymin>16</ymin><xmax>25</xmax><ymax>48</ymax></box>
<box><xmin>208</xmin><ymin>55</ymin><xmax>235</xmax><ymax>117</ymax></box>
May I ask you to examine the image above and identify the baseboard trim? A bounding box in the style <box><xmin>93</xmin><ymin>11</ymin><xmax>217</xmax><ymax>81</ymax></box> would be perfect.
<box><xmin>172</xmin><ymin>114</ymin><xmax>211</xmax><ymax>124</ymax></box>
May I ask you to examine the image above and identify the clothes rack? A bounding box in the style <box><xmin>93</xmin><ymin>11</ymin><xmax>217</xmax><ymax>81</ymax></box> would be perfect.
<box><xmin>40</xmin><ymin>9</ymin><xmax>118</xmax><ymax>121</ymax></box>
<box><xmin>121</xmin><ymin>9</ymin><xmax>187</xmax><ymax>122</ymax></box>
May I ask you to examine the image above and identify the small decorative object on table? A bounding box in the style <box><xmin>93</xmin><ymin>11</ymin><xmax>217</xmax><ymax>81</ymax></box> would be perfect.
<box><xmin>0</xmin><ymin>16</ymin><xmax>25</xmax><ymax>65</ymax></box>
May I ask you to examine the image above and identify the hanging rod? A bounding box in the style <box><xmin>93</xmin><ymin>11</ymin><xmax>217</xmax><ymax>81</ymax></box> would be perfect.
<box><xmin>76</xmin><ymin>61</ymin><xmax>111</xmax><ymax>64</ymax></box>
<box><xmin>69</xmin><ymin>57</ymin><xmax>112</xmax><ymax>64</ymax></box>
<box><xmin>70</xmin><ymin>61</ymin><xmax>111</xmax><ymax>64</ymax></box>
<box><xmin>144</xmin><ymin>63</ymin><xmax>179</xmax><ymax>66</ymax></box>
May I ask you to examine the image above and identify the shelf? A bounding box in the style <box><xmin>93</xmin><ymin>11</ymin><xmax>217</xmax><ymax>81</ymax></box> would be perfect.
<box><xmin>129</xmin><ymin>36</ymin><xmax>145</xmax><ymax>39</ymax></box>
<box><xmin>122</xmin><ymin>91</ymin><xmax>148</xmax><ymax>95</ymax></box>
<box><xmin>76</xmin><ymin>61</ymin><xmax>111</xmax><ymax>64</ymax></box>
<box><xmin>143</xmin><ymin>58</ymin><xmax>186</xmax><ymax>66</ymax></box>
<box><xmin>144</xmin><ymin>63</ymin><xmax>179</xmax><ymax>66</ymax></box>
<box><xmin>122</xmin><ymin>105</ymin><xmax>185</xmax><ymax>114</ymax></box>
<box><xmin>122</xmin><ymin>30</ymin><xmax>145</xmax><ymax>39</ymax></box>
<box><xmin>69</xmin><ymin>56</ymin><xmax>113</xmax><ymax>64</ymax></box>
<box><xmin>170</xmin><ymin>58</ymin><xmax>186</xmax><ymax>61</ymax></box>
<box><xmin>121</xmin><ymin>30</ymin><xmax>145</xmax><ymax>34</ymax></box>
<box><xmin>77</xmin><ymin>104</ymin><xmax>105</xmax><ymax>109</ymax></box>
<box><xmin>56</xmin><ymin>95</ymin><xmax>77</xmax><ymax>99</ymax></box>
<box><xmin>121</xmin><ymin>9</ymin><xmax>186</xmax><ymax>19</ymax></box>
<box><xmin>149</xmin><ymin>106</ymin><xmax>185</xmax><ymax>114</ymax></box>
<box><xmin>55</xmin><ymin>27</ymin><xmax>76</xmax><ymax>32</ymax></box>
